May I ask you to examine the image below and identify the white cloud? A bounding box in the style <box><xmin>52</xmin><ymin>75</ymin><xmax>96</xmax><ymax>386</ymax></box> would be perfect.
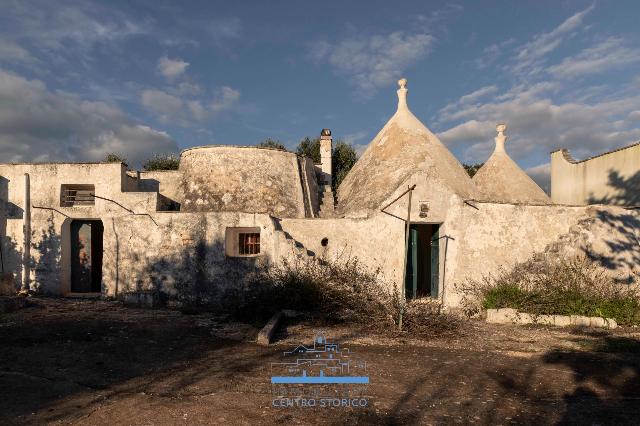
<box><xmin>141</xmin><ymin>89</ymin><xmax>184</xmax><ymax>120</ymax></box>
<box><xmin>311</xmin><ymin>31</ymin><xmax>435</xmax><ymax>98</ymax></box>
<box><xmin>0</xmin><ymin>68</ymin><xmax>176</xmax><ymax>165</ymax></box>
<box><xmin>141</xmin><ymin>85</ymin><xmax>240</xmax><ymax>123</ymax></box>
<box><xmin>508</xmin><ymin>4</ymin><xmax>594</xmax><ymax>76</ymax></box>
<box><xmin>439</xmin><ymin>85</ymin><xmax>498</xmax><ymax>119</ymax></box>
<box><xmin>438</xmin><ymin>82</ymin><xmax>640</xmax><ymax>164</ymax></box>
<box><xmin>343</xmin><ymin>130</ymin><xmax>368</xmax><ymax>145</ymax></box>
<box><xmin>211</xmin><ymin>86</ymin><xmax>240</xmax><ymax>113</ymax></box>
<box><xmin>1</xmin><ymin>2</ymin><xmax>149</xmax><ymax>54</ymax></box>
<box><xmin>548</xmin><ymin>37</ymin><xmax>640</xmax><ymax>79</ymax></box>
<box><xmin>474</xmin><ymin>38</ymin><xmax>517</xmax><ymax>69</ymax></box>
<box><xmin>0</xmin><ymin>39</ymin><xmax>35</xmax><ymax>63</ymax></box>
<box><xmin>187</xmin><ymin>100</ymin><xmax>207</xmax><ymax>120</ymax></box>
<box><xmin>157</xmin><ymin>56</ymin><xmax>189</xmax><ymax>80</ymax></box>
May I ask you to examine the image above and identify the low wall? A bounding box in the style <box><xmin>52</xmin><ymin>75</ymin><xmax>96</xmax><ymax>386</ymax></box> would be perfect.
<box><xmin>551</xmin><ymin>144</ymin><xmax>640</xmax><ymax>205</ymax></box>
<box><xmin>138</xmin><ymin>170</ymin><xmax>184</xmax><ymax>205</ymax></box>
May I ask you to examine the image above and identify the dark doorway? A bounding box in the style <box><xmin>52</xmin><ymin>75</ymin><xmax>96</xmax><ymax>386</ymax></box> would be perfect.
<box><xmin>70</xmin><ymin>220</ymin><xmax>103</xmax><ymax>293</ymax></box>
<box><xmin>405</xmin><ymin>223</ymin><xmax>440</xmax><ymax>299</ymax></box>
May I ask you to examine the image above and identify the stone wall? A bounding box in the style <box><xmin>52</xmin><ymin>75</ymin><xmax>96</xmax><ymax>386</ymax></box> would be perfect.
<box><xmin>179</xmin><ymin>146</ymin><xmax>311</xmax><ymax>218</ymax></box>
<box><xmin>283</xmin><ymin>200</ymin><xmax>639</xmax><ymax>310</ymax></box>
<box><xmin>102</xmin><ymin>212</ymin><xmax>279</xmax><ymax>303</ymax></box>
<box><xmin>551</xmin><ymin>143</ymin><xmax>640</xmax><ymax>205</ymax></box>
<box><xmin>280</xmin><ymin>213</ymin><xmax>405</xmax><ymax>289</ymax></box>
<box><xmin>442</xmin><ymin>202</ymin><xmax>591</xmax><ymax>307</ymax></box>
<box><xmin>0</xmin><ymin>162</ymin><xmax>161</xmax><ymax>293</ymax></box>
<box><xmin>138</xmin><ymin>170</ymin><xmax>183</xmax><ymax>205</ymax></box>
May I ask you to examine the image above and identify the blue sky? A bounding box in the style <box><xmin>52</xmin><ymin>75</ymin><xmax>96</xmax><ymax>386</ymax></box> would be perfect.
<box><xmin>1</xmin><ymin>0</ymin><xmax>640</xmax><ymax>190</ymax></box>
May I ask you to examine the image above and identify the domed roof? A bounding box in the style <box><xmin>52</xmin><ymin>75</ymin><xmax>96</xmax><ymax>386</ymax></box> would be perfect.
<box><xmin>472</xmin><ymin>124</ymin><xmax>550</xmax><ymax>204</ymax></box>
<box><xmin>337</xmin><ymin>79</ymin><xmax>479</xmax><ymax>214</ymax></box>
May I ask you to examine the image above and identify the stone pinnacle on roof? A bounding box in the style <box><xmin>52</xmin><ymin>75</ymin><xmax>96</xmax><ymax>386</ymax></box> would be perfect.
<box><xmin>397</xmin><ymin>78</ymin><xmax>408</xmax><ymax>110</ymax></box>
<box><xmin>472</xmin><ymin>122</ymin><xmax>551</xmax><ymax>204</ymax></box>
<box><xmin>495</xmin><ymin>123</ymin><xmax>507</xmax><ymax>153</ymax></box>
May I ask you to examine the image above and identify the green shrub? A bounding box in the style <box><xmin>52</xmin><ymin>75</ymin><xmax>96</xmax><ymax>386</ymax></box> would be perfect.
<box><xmin>257</xmin><ymin>138</ymin><xmax>287</xmax><ymax>151</ymax></box>
<box><xmin>460</xmin><ymin>257</ymin><xmax>640</xmax><ymax>325</ymax></box>
<box><xmin>143</xmin><ymin>154</ymin><xmax>179</xmax><ymax>171</ymax></box>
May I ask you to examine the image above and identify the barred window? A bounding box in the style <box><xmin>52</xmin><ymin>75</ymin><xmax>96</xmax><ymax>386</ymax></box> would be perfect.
<box><xmin>61</xmin><ymin>184</ymin><xmax>95</xmax><ymax>207</ymax></box>
<box><xmin>239</xmin><ymin>232</ymin><xmax>260</xmax><ymax>255</ymax></box>
<box><xmin>225</xmin><ymin>227</ymin><xmax>262</xmax><ymax>257</ymax></box>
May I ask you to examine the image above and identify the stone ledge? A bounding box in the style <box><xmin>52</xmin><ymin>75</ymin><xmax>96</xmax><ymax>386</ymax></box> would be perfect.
<box><xmin>486</xmin><ymin>308</ymin><xmax>617</xmax><ymax>329</ymax></box>
<box><xmin>257</xmin><ymin>311</ymin><xmax>284</xmax><ymax>346</ymax></box>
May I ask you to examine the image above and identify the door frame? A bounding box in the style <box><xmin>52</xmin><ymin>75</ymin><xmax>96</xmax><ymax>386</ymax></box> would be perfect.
<box><xmin>404</xmin><ymin>222</ymin><xmax>441</xmax><ymax>300</ymax></box>
<box><xmin>61</xmin><ymin>217</ymin><xmax>104</xmax><ymax>295</ymax></box>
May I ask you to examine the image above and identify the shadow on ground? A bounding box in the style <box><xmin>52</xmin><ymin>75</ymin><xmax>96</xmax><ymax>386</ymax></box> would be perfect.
<box><xmin>2</xmin><ymin>299</ymin><xmax>640</xmax><ymax>425</ymax></box>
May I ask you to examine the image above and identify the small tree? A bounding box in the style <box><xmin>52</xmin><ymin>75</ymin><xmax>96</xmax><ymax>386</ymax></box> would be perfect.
<box><xmin>463</xmin><ymin>163</ymin><xmax>484</xmax><ymax>178</ymax></box>
<box><xmin>257</xmin><ymin>138</ymin><xmax>287</xmax><ymax>151</ymax></box>
<box><xmin>295</xmin><ymin>136</ymin><xmax>357</xmax><ymax>191</ymax></box>
<box><xmin>103</xmin><ymin>153</ymin><xmax>127</xmax><ymax>164</ymax></box>
<box><xmin>296</xmin><ymin>137</ymin><xmax>321</xmax><ymax>163</ymax></box>
<box><xmin>332</xmin><ymin>140</ymin><xmax>357</xmax><ymax>189</ymax></box>
<box><xmin>143</xmin><ymin>154</ymin><xmax>180</xmax><ymax>171</ymax></box>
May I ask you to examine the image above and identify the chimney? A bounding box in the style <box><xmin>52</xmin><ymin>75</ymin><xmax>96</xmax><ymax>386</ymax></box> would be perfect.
<box><xmin>319</xmin><ymin>128</ymin><xmax>332</xmax><ymax>187</ymax></box>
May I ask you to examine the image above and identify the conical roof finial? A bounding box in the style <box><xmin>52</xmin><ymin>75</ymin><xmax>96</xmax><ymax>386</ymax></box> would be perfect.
<box><xmin>495</xmin><ymin>123</ymin><xmax>507</xmax><ymax>153</ymax></box>
<box><xmin>397</xmin><ymin>78</ymin><xmax>408</xmax><ymax>110</ymax></box>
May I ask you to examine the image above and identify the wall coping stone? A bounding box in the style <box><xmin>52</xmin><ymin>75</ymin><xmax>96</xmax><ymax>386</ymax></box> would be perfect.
<box><xmin>486</xmin><ymin>308</ymin><xmax>617</xmax><ymax>329</ymax></box>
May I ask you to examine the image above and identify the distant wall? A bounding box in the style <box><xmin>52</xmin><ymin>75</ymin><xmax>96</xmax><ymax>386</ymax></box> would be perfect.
<box><xmin>179</xmin><ymin>146</ymin><xmax>309</xmax><ymax>218</ymax></box>
<box><xmin>551</xmin><ymin>143</ymin><xmax>640</xmax><ymax>205</ymax></box>
<box><xmin>138</xmin><ymin>170</ymin><xmax>184</xmax><ymax>205</ymax></box>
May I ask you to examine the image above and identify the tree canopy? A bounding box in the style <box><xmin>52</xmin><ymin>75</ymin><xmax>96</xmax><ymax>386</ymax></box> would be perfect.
<box><xmin>257</xmin><ymin>138</ymin><xmax>287</xmax><ymax>151</ymax></box>
<box><xmin>103</xmin><ymin>153</ymin><xmax>127</xmax><ymax>164</ymax></box>
<box><xmin>332</xmin><ymin>141</ymin><xmax>357</xmax><ymax>189</ymax></box>
<box><xmin>296</xmin><ymin>137</ymin><xmax>320</xmax><ymax>163</ymax></box>
<box><xmin>463</xmin><ymin>163</ymin><xmax>484</xmax><ymax>178</ymax></box>
<box><xmin>295</xmin><ymin>136</ymin><xmax>357</xmax><ymax>191</ymax></box>
<box><xmin>257</xmin><ymin>135</ymin><xmax>359</xmax><ymax>191</ymax></box>
<box><xmin>143</xmin><ymin>153</ymin><xmax>180</xmax><ymax>171</ymax></box>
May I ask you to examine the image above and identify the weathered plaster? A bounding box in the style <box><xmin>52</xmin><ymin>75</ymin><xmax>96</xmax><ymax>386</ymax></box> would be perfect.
<box><xmin>551</xmin><ymin>142</ymin><xmax>640</xmax><ymax>205</ymax></box>
<box><xmin>179</xmin><ymin>146</ymin><xmax>313</xmax><ymax>218</ymax></box>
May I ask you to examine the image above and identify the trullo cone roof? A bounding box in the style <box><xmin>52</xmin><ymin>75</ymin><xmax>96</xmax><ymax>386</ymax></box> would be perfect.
<box><xmin>337</xmin><ymin>78</ymin><xmax>479</xmax><ymax>214</ymax></box>
<box><xmin>472</xmin><ymin>124</ymin><xmax>550</xmax><ymax>204</ymax></box>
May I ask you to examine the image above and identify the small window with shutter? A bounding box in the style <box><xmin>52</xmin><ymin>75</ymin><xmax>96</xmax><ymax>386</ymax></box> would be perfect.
<box><xmin>60</xmin><ymin>184</ymin><xmax>95</xmax><ymax>207</ymax></box>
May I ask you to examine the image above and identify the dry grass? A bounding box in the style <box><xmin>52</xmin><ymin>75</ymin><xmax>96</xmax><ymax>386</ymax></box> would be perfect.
<box><xmin>232</xmin><ymin>255</ymin><xmax>460</xmax><ymax>337</ymax></box>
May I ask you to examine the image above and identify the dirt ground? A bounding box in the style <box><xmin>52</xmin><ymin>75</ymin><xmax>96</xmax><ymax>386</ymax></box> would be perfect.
<box><xmin>1</xmin><ymin>298</ymin><xmax>640</xmax><ymax>425</ymax></box>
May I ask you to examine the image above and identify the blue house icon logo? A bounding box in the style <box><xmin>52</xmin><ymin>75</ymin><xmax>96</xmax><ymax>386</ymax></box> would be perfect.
<box><xmin>270</xmin><ymin>332</ymin><xmax>369</xmax><ymax>385</ymax></box>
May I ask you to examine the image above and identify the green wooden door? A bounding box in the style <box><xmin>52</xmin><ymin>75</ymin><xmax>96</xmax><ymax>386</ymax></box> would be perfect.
<box><xmin>405</xmin><ymin>227</ymin><xmax>418</xmax><ymax>299</ymax></box>
<box><xmin>430</xmin><ymin>226</ymin><xmax>440</xmax><ymax>298</ymax></box>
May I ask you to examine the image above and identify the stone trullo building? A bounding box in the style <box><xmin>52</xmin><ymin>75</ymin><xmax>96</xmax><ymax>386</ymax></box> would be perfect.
<box><xmin>0</xmin><ymin>79</ymin><xmax>638</xmax><ymax>309</ymax></box>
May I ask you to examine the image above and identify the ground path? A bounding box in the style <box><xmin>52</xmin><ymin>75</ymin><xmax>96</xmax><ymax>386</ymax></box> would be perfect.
<box><xmin>1</xmin><ymin>298</ymin><xmax>639</xmax><ymax>425</ymax></box>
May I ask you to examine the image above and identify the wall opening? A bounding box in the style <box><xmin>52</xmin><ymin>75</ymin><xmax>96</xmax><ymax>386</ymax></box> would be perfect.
<box><xmin>225</xmin><ymin>227</ymin><xmax>261</xmax><ymax>257</ymax></box>
<box><xmin>70</xmin><ymin>219</ymin><xmax>103</xmax><ymax>293</ymax></box>
<box><xmin>405</xmin><ymin>223</ymin><xmax>440</xmax><ymax>299</ymax></box>
<box><xmin>60</xmin><ymin>184</ymin><xmax>95</xmax><ymax>207</ymax></box>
